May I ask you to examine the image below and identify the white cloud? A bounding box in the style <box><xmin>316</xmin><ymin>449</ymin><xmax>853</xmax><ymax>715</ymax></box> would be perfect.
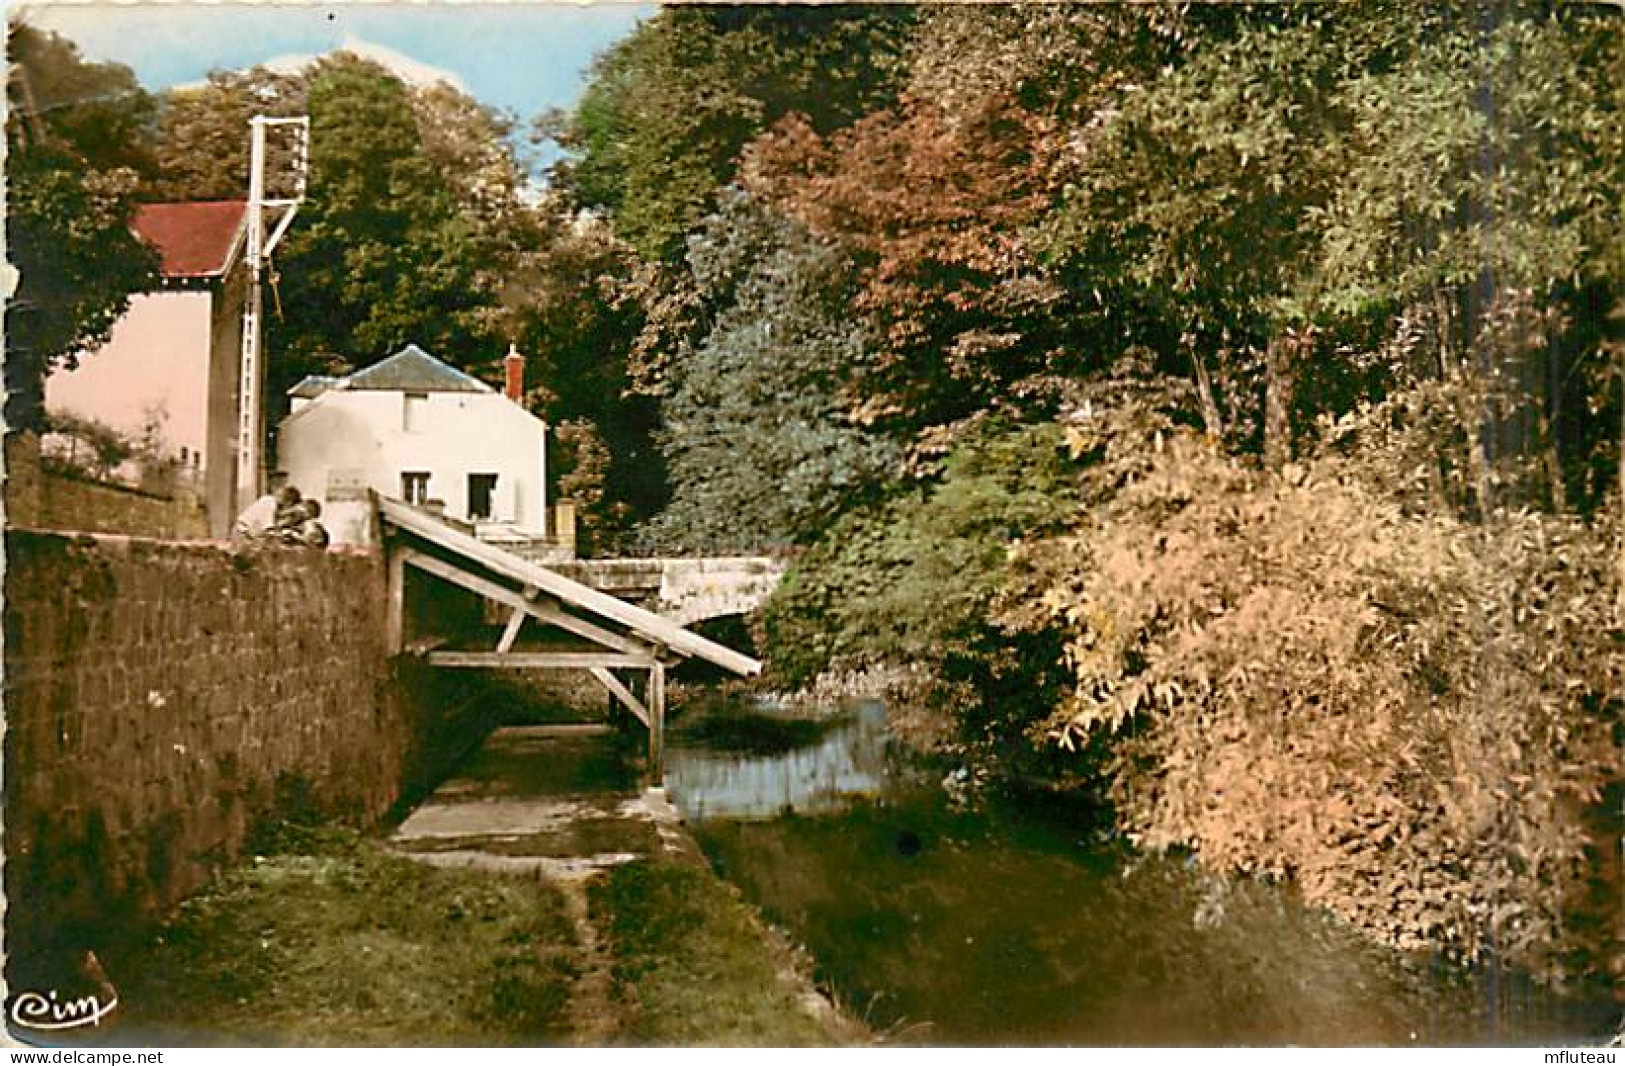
<box><xmin>172</xmin><ymin>35</ymin><xmax>469</xmax><ymax>94</ymax></box>
<box><xmin>335</xmin><ymin>36</ymin><xmax>468</xmax><ymax>92</ymax></box>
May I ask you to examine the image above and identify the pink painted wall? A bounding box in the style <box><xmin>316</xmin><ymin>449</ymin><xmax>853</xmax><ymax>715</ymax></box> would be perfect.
<box><xmin>45</xmin><ymin>290</ymin><xmax>214</xmax><ymax>462</ymax></box>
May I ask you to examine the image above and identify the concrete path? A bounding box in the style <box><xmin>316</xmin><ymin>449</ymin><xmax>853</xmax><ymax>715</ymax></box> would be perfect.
<box><xmin>390</xmin><ymin>723</ymin><xmax>702</xmax><ymax>877</ymax></box>
<box><xmin>388</xmin><ymin>723</ymin><xmax>704</xmax><ymax>1046</ymax></box>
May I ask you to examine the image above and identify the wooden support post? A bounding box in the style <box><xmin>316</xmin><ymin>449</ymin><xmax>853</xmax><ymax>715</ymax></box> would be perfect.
<box><xmin>496</xmin><ymin>605</ymin><xmax>527</xmax><ymax>653</ymax></box>
<box><xmin>589</xmin><ymin>666</ymin><xmax>650</xmax><ymax>729</ymax></box>
<box><xmin>648</xmin><ymin>661</ymin><xmax>665</xmax><ymax>769</ymax></box>
<box><xmin>385</xmin><ymin>548</ymin><xmax>405</xmax><ymax>654</ymax></box>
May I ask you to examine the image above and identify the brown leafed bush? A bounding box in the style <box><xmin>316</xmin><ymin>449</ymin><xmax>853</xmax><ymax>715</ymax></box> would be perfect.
<box><xmin>1001</xmin><ymin>432</ymin><xmax>1620</xmax><ymax>980</ymax></box>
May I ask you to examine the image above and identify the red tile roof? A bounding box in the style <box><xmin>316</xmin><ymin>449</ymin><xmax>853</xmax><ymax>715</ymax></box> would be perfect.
<box><xmin>132</xmin><ymin>201</ymin><xmax>248</xmax><ymax>279</ymax></box>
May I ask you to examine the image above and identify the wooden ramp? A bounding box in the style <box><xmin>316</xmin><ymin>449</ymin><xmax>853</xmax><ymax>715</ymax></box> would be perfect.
<box><xmin>377</xmin><ymin>495</ymin><xmax>761</xmax><ymax>765</ymax></box>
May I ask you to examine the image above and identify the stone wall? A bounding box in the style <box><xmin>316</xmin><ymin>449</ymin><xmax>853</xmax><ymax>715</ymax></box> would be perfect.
<box><xmin>6</xmin><ymin>434</ymin><xmax>209</xmax><ymax>540</ymax></box>
<box><xmin>2</xmin><ymin>531</ymin><xmax>494</xmax><ymax>980</ymax></box>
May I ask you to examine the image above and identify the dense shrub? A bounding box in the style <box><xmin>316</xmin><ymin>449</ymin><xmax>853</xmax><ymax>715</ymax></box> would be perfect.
<box><xmin>763</xmin><ymin>421</ymin><xmax>1082</xmax><ymax>702</ymax></box>
<box><xmin>1000</xmin><ymin>430</ymin><xmax>1620</xmax><ymax>980</ymax></box>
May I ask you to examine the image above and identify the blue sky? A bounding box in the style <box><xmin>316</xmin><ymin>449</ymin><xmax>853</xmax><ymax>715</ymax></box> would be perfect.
<box><xmin>16</xmin><ymin>2</ymin><xmax>654</xmax><ymax>168</ymax></box>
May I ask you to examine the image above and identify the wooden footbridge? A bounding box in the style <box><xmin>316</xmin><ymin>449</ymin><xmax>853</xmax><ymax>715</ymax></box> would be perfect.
<box><xmin>378</xmin><ymin>496</ymin><xmax>761</xmax><ymax>765</ymax></box>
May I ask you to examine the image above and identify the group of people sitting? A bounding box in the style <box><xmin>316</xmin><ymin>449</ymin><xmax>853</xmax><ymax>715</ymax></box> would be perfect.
<box><xmin>232</xmin><ymin>485</ymin><xmax>331</xmax><ymax>548</ymax></box>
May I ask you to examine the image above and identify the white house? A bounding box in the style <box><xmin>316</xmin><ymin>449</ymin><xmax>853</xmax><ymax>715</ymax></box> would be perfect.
<box><xmin>276</xmin><ymin>343</ymin><xmax>548</xmax><ymax>546</ymax></box>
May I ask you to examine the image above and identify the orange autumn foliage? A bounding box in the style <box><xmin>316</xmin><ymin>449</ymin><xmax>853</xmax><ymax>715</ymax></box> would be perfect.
<box><xmin>741</xmin><ymin>98</ymin><xmax>1067</xmax><ymax>425</ymax></box>
<box><xmin>1000</xmin><ymin>431</ymin><xmax>1621</xmax><ymax>982</ymax></box>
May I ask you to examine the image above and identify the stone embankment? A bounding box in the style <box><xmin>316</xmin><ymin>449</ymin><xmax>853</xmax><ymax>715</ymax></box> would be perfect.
<box><xmin>4</xmin><ymin>530</ymin><xmax>492</xmax><ymax>978</ymax></box>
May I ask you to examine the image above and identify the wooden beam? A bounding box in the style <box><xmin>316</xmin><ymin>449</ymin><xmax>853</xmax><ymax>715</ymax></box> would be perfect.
<box><xmin>532</xmin><ymin>600</ymin><xmax>656</xmax><ymax>658</ymax></box>
<box><xmin>649</xmin><ymin>661</ymin><xmax>665</xmax><ymax>767</ymax></box>
<box><xmin>428</xmin><ymin>651</ymin><xmax>658</xmax><ymax>670</ymax></box>
<box><xmin>589</xmin><ymin>667</ymin><xmax>650</xmax><ymax>729</ymax></box>
<box><xmin>379</xmin><ymin>497</ymin><xmax>761</xmax><ymax>676</ymax></box>
<box><xmin>496</xmin><ymin>605</ymin><xmax>527</xmax><ymax>654</ymax></box>
<box><xmin>403</xmin><ymin>547</ymin><xmax>532</xmax><ymax>610</ymax></box>
<box><xmin>403</xmin><ymin>547</ymin><xmax>659</xmax><ymax>657</ymax></box>
<box><xmin>385</xmin><ymin>548</ymin><xmax>406</xmax><ymax>654</ymax></box>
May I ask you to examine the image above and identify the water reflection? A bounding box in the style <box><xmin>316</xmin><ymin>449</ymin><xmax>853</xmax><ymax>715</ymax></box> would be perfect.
<box><xmin>665</xmin><ymin>700</ymin><xmax>891</xmax><ymax>821</ymax></box>
<box><xmin>664</xmin><ymin>696</ymin><xmax>1614</xmax><ymax>1046</ymax></box>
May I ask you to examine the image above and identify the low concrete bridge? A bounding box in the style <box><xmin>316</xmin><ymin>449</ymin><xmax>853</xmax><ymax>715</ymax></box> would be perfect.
<box><xmin>550</xmin><ymin>556</ymin><xmax>787</xmax><ymax>626</ymax></box>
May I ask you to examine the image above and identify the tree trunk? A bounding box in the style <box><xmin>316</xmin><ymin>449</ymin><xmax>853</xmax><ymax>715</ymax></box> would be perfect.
<box><xmin>1263</xmin><ymin>333</ymin><xmax>1295</xmax><ymax>473</ymax></box>
<box><xmin>1462</xmin><ymin>382</ymin><xmax>1496</xmax><ymax>519</ymax></box>
<box><xmin>1192</xmin><ymin>346</ymin><xmax>1225</xmax><ymax>441</ymax></box>
<box><xmin>1539</xmin><ymin>411</ymin><xmax>1566</xmax><ymax>516</ymax></box>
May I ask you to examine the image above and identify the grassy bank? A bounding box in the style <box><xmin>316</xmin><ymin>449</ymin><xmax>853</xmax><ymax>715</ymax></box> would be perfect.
<box><xmin>104</xmin><ymin>829</ymin><xmax>855</xmax><ymax>1046</ymax></box>
<box><xmin>587</xmin><ymin>858</ymin><xmax>848</xmax><ymax>1046</ymax></box>
<box><xmin>111</xmin><ymin>828</ymin><xmax>578</xmax><ymax>1046</ymax></box>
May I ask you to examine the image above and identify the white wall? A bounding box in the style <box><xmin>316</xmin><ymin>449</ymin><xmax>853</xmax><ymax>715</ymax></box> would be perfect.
<box><xmin>276</xmin><ymin>389</ymin><xmax>547</xmax><ymax>545</ymax></box>
<box><xmin>46</xmin><ymin>291</ymin><xmax>213</xmax><ymax>463</ymax></box>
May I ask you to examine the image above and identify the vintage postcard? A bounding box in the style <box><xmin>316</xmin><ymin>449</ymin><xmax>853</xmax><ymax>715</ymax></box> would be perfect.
<box><xmin>3</xmin><ymin>0</ymin><xmax>1621</xmax><ymax>1051</ymax></box>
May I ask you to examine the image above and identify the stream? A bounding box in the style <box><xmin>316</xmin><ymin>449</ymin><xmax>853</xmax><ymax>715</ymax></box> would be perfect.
<box><xmin>662</xmin><ymin>695</ymin><xmax>1616</xmax><ymax>1046</ymax></box>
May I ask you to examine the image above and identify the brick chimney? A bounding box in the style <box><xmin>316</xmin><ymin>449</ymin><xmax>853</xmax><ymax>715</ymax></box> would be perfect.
<box><xmin>503</xmin><ymin>343</ymin><xmax>525</xmax><ymax>402</ymax></box>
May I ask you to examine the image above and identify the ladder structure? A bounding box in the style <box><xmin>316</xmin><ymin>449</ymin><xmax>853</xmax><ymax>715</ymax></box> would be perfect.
<box><xmin>237</xmin><ymin>115</ymin><xmax>311</xmax><ymax>510</ymax></box>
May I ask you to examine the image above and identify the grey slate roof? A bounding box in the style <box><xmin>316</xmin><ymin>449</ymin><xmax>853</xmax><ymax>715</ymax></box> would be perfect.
<box><xmin>341</xmin><ymin>344</ymin><xmax>493</xmax><ymax>394</ymax></box>
<box><xmin>288</xmin><ymin>374</ymin><xmax>342</xmax><ymax>399</ymax></box>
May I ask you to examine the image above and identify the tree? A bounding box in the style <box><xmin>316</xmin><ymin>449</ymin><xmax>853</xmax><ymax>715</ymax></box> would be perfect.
<box><xmin>549</xmin><ymin>5</ymin><xmax>912</xmax><ymax>262</ymax></box>
<box><xmin>502</xmin><ymin>210</ymin><xmax>663</xmax><ymax>545</ymax></box>
<box><xmin>736</xmin><ymin>4</ymin><xmax>1210</xmax><ymax>444</ymax></box>
<box><xmin>5</xmin><ymin>21</ymin><xmax>159</xmax><ymax>430</ymax></box>
<box><xmin>744</xmin><ymin>99</ymin><xmax>1068</xmax><ymax>437</ymax></box>
<box><xmin>147</xmin><ymin>56</ymin><xmax>543</xmax><ymax>413</ymax></box>
<box><xmin>265</xmin><ymin>56</ymin><xmax>518</xmax><ymax>405</ymax></box>
<box><xmin>1043</xmin><ymin>2</ymin><xmax>1622</xmax><ymax>502</ymax></box>
<box><xmin>146</xmin><ymin>67</ymin><xmax>309</xmax><ymax>201</ymax></box>
<box><xmin>645</xmin><ymin>191</ymin><xmax>901</xmax><ymax>552</ymax></box>
<box><xmin>1044</xmin><ymin>8</ymin><xmax>1372</xmax><ymax>469</ymax></box>
<box><xmin>1309</xmin><ymin>5</ymin><xmax>1622</xmax><ymax>513</ymax></box>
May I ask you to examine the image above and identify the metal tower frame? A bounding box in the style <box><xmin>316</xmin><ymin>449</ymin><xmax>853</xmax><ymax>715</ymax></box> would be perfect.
<box><xmin>237</xmin><ymin>115</ymin><xmax>310</xmax><ymax>510</ymax></box>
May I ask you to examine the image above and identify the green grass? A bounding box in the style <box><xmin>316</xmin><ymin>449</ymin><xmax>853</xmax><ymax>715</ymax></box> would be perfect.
<box><xmin>113</xmin><ymin>828</ymin><xmax>579</xmax><ymax>1046</ymax></box>
<box><xmin>587</xmin><ymin>858</ymin><xmax>849</xmax><ymax>1046</ymax></box>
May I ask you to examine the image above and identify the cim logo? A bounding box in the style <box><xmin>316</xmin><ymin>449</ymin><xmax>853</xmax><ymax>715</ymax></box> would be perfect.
<box><xmin>8</xmin><ymin>989</ymin><xmax>119</xmax><ymax>1032</ymax></box>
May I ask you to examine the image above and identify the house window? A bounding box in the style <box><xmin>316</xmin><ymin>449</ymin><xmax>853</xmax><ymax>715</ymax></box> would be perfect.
<box><xmin>467</xmin><ymin>473</ymin><xmax>498</xmax><ymax>521</ymax></box>
<box><xmin>403</xmin><ymin>392</ymin><xmax>428</xmax><ymax>432</ymax></box>
<box><xmin>401</xmin><ymin>471</ymin><xmax>431</xmax><ymax>505</ymax></box>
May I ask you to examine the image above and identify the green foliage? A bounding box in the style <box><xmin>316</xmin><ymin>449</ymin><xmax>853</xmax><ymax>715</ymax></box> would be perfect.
<box><xmin>146</xmin><ymin>56</ymin><xmax>543</xmax><ymax>412</ymax></box>
<box><xmin>270</xmin><ymin>57</ymin><xmax>517</xmax><ymax>398</ymax></box>
<box><xmin>1312</xmin><ymin>8</ymin><xmax>1622</xmax><ymax>312</ymax></box>
<box><xmin>5</xmin><ymin>21</ymin><xmax>159</xmax><ymax>429</ymax></box>
<box><xmin>646</xmin><ymin>191</ymin><xmax>901</xmax><ymax>552</ymax></box>
<box><xmin>147</xmin><ymin>67</ymin><xmax>310</xmax><ymax>201</ymax></box>
<box><xmin>39</xmin><ymin>410</ymin><xmax>135</xmax><ymax>480</ymax></box>
<box><xmin>503</xmin><ymin>213</ymin><xmax>665</xmax><ymax>541</ymax></box>
<box><xmin>1000</xmin><ymin>430</ymin><xmax>1620</xmax><ymax>979</ymax></box>
<box><xmin>763</xmin><ymin>421</ymin><xmax>1082</xmax><ymax>694</ymax></box>
<box><xmin>1041</xmin><ymin>3</ymin><xmax>1623</xmax><ymax>480</ymax></box>
<box><xmin>552</xmin><ymin>5</ymin><xmax>912</xmax><ymax>261</ymax></box>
